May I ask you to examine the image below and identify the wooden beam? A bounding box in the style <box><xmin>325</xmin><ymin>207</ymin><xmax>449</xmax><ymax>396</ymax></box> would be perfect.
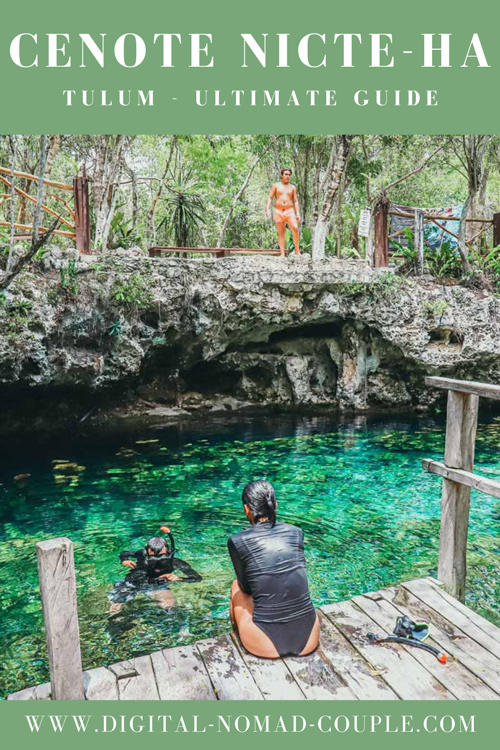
<box><xmin>374</xmin><ymin>202</ymin><xmax>389</xmax><ymax>267</ymax></box>
<box><xmin>74</xmin><ymin>176</ymin><xmax>91</xmax><ymax>254</ymax></box>
<box><xmin>426</xmin><ymin>376</ymin><xmax>500</xmax><ymax>401</ymax></box>
<box><xmin>0</xmin><ymin>221</ymin><xmax>76</xmax><ymax>239</ymax></box>
<box><xmin>389</xmin><ymin>209</ymin><xmax>492</xmax><ymax>223</ymax></box>
<box><xmin>414</xmin><ymin>208</ymin><xmax>424</xmax><ymax>275</ymax></box>
<box><xmin>494</xmin><ymin>213</ymin><xmax>500</xmax><ymax>248</ymax></box>
<box><xmin>36</xmin><ymin>538</ymin><xmax>85</xmax><ymax>700</ymax></box>
<box><xmin>0</xmin><ymin>175</ymin><xmax>75</xmax><ymax>229</ymax></box>
<box><xmin>0</xmin><ymin>166</ymin><xmax>73</xmax><ymax>191</ymax></box>
<box><xmin>423</xmin><ymin>459</ymin><xmax>500</xmax><ymax>500</ymax></box>
<box><xmin>437</xmin><ymin>391</ymin><xmax>479</xmax><ymax>602</ymax></box>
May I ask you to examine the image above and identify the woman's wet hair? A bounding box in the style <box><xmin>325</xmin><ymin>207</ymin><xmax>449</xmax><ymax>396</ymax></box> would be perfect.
<box><xmin>242</xmin><ymin>480</ymin><xmax>277</xmax><ymax>527</ymax></box>
<box><xmin>281</xmin><ymin>167</ymin><xmax>292</xmax><ymax>176</ymax></box>
<box><xmin>146</xmin><ymin>536</ymin><xmax>167</xmax><ymax>554</ymax></box>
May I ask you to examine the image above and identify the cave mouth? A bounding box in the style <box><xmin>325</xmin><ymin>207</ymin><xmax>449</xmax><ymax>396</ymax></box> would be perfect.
<box><xmin>428</xmin><ymin>327</ymin><xmax>464</xmax><ymax>346</ymax></box>
<box><xmin>236</xmin><ymin>320</ymin><xmax>344</xmax><ymax>353</ymax></box>
<box><xmin>183</xmin><ymin>360</ymin><xmax>241</xmax><ymax>395</ymax></box>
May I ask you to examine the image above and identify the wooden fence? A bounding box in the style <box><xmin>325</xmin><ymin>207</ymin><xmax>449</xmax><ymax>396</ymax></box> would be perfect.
<box><xmin>0</xmin><ymin>168</ymin><xmax>91</xmax><ymax>254</ymax></box>
<box><xmin>149</xmin><ymin>246</ymin><xmax>281</xmax><ymax>258</ymax></box>
<box><xmin>423</xmin><ymin>376</ymin><xmax>500</xmax><ymax>602</ymax></box>
<box><xmin>372</xmin><ymin>203</ymin><xmax>500</xmax><ymax>269</ymax></box>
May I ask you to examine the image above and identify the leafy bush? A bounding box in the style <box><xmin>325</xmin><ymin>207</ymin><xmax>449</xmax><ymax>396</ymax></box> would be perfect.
<box><xmin>111</xmin><ymin>273</ymin><xmax>153</xmax><ymax>312</ymax></box>
<box><xmin>59</xmin><ymin>259</ymin><xmax>78</xmax><ymax>296</ymax></box>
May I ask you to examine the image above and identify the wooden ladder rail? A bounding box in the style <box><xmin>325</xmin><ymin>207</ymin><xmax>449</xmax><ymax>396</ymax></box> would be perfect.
<box><xmin>423</xmin><ymin>376</ymin><xmax>500</xmax><ymax>602</ymax></box>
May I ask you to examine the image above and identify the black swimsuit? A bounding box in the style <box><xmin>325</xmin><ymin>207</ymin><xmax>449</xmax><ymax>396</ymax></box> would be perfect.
<box><xmin>228</xmin><ymin>521</ymin><xmax>317</xmax><ymax>656</ymax></box>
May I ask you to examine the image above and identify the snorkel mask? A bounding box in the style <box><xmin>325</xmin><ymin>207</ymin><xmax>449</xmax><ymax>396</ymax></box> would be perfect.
<box><xmin>144</xmin><ymin>528</ymin><xmax>176</xmax><ymax>577</ymax></box>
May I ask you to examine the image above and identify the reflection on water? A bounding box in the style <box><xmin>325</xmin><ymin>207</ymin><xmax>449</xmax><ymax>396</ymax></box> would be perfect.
<box><xmin>0</xmin><ymin>411</ymin><xmax>499</xmax><ymax>697</ymax></box>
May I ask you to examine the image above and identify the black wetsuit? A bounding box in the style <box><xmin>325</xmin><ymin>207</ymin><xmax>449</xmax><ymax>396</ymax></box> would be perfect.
<box><xmin>109</xmin><ymin>549</ymin><xmax>202</xmax><ymax>604</ymax></box>
<box><xmin>228</xmin><ymin>521</ymin><xmax>316</xmax><ymax>656</ymax></box>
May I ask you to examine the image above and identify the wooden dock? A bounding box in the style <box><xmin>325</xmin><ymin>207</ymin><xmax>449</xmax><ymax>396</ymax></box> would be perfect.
<box><xmin>9</xmin><ymin>577</ymin><xmax>500</xmax><ymax>700</ymax></box>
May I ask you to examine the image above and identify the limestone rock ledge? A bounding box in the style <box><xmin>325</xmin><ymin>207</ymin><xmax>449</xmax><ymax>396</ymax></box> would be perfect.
<box><xmin>1</xmin><ymin>254</ymin><xmax>499</xmax><ymax>430</ymax></box>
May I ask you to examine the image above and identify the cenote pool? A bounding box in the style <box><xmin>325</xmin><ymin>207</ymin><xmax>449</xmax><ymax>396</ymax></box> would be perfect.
<box><xmin>1</xmin><ymin>412</ymin><xmax>499</xmax><ymax>698</ymax></box>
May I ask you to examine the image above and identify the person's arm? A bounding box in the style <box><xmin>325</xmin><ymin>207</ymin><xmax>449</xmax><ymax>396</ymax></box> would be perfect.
<box><xmin>266</xmin><ymin>184</ymin><xmax>276</xmax><ymax>219</ymax></box>
<box><xmin>227</xmin><ymin>538</ymin><xmax>251</xmax><ymax>594</ymax></box>
<box><xmin>293</xmin><ymin>186</ymin><xmax>301</xmax><ymax>223</ymax></box>
<box><xmin>164</xmin><ymin>558</ymin><xmax>202</xmax><ymax>582</ymax></box>
<box><xmin>118</xmin><ymin>549</ymin><xmax>143</xmax><ymax>570</ymax></box>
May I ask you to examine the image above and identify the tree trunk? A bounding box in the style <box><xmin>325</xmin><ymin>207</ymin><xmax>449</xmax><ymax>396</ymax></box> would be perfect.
<box><xmin>312</xmin><ymin>135</ymin><xmax>353</xmax><ymax>259</ymax></box>
<box><xmin>45</xmin><ymin>135</ymin><xmax>61</xmax><ymax>178</ymax></box>
<box><xmin>93</xmin><ymin>135</ymin><xmax>127</xmax><ymax>251</ymax></box>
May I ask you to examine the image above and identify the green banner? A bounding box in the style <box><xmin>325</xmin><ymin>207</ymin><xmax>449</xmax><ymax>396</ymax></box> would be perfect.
<box><xmin>0</xmin><ymin>0</ymin><xmax>497</xmax><ymax>133</ymax></box>
<box><xmin>0</xmin><ymin>701</ymin><xmax>493</xmax><ymax>747</ymax></box>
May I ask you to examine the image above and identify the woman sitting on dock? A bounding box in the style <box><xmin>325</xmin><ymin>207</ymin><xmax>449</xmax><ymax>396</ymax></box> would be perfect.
<box><xmin>228</xmin><ymin>480</ymin><xmax>319</xmax><ymax>658</ymax></box>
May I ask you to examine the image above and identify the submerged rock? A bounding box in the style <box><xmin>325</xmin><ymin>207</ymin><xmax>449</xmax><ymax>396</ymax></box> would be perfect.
<box><xmin>0</xmin><ymin>255</ymin><xmax>499</xmax><ymax>431</ymax></box>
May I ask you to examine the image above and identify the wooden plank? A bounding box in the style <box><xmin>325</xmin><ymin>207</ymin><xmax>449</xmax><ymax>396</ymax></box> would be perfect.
<box><xmin>437</xmin><ymin>390</ymin><xmax>478</xmax><ymax>601</ymax></box>
<box><xmin>424</xmin><ymin>577</ymin><xmax>500</xmax><ymax>645</ymax></box>
<box><xmin>379</xmin><ymin>585</ymin><xmax>500</xmax><ymax>697</ymax></box>
<box><xmin>113</xmin><ymin>655</ymin><xmax>160</xmax><ymax>700</ymax></box>
<box><xmin>0</xmin><ymin>221</ymin><xmax>76</xmax><ymax>238</ymax></box>
<box><xmin>444</xmin><ymin>390</ymin><xmax>478</xmax><ymax>470</ymax></box>
<box><xmin>423</xmin><ymin>459</ymin><xmax>500</xmax><ymax>500</ymax></box>
<box><xmin>284</xmin><ymin>648</ymin><xmax>358</xmax><ymax>700</ymax></box>
<box><xmin>322</xmin><ymin>599</ymin><xmax>454</xmax><ymax>700</ymax></box>
<box><xmin>404</xmin><ymin>579</ymin><xmax>500</xmax><ymax>656</ymax></box>
<box><xmin>317</xmin><ymin>611</ymin><xmax>398</xmax><ymax>700</ymax></box>
<box><xmin>374</xmin><ymin>202</ymin><xmax>389</xmax><ymax>268</ymax></box>
<box><xmin>7</xmin><ymin>687</ymin><xmax>37</xmax><ymax>700</ymax></box>
<box><xmin>426</xmin><ymin>376</ymin><xmax>500</xmax><ymax>401</ymax></box>
<box><xmin>0</xmin><ymin>166</ymin><xmax>73</xmax><ymax>191</ymax></box>
<box><xmin>36</xmin><ymin>537</ymin><xmax>84</xmax><ymax>700</ymax></box>
<box><xmin>197</xmin><ymin>635</ymin><xmax>264</xmax><ymax>700</ymax></box>
<box><xmin>108</xmin><ymin>659</ymin><xmax>138</xmax><ymax>680</ymax></box>
<box><xmin>0</xmin><ymin>174</ymin><xmax>75</xmax><ymax>229</ymax></box>
<box><xmin>231</xmin><ymin>634</ymin><xmax>306</xmax><ymax>700</ymax></box>
<box><xmin>150</xmin><ymin>645</ymin><xmax>216</xmax><ymax>700</ymax></box>
<box><xmin>84</xmin><ymin>667</ymin><xmax>119</xmax><ymax>700</ymax></box>
<box><xmin>356</xmin><ymin>590</ymin><xmax>499</xmax><ymax>699</ymax></box>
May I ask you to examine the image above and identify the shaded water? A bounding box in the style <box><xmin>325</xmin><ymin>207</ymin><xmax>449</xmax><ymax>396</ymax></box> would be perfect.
<box><xmin>1</xmin><ymin>412</ymin><xmax>499</xmax><ymax>697</ymax></box>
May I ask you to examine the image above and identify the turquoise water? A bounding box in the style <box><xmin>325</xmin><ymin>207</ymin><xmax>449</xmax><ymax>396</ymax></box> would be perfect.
<box><xmin>1</xmin><ymin>412</ymin><xmax>499</xmax><ymax>698</ymax></box>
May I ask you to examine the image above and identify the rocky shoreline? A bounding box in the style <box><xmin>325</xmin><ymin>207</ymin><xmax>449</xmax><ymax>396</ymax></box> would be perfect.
<box><xmin>1</xmin><ymin>252</ymin><xmax>499</xmax><ymax>434</ymax></box>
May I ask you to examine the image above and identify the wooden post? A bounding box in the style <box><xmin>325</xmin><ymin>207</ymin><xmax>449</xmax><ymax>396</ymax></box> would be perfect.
<box><xmin>374</xmin><ymin>202</ymin><xmax>389</xmax><ymax>267</ymax></box>
<box><xmin>37</xmin><ymin>537</ymin><xmax>85</xmax><ymax>699</ymax></box>
<box><xmin>74</xmin><ymin>175</ymin><xmax>91</xmax><ymax>255</ymax></box>
<box><xmin>414</xmin><ymin>209</ymin><xmax>424</xmax><ymax>275</ymax></box>
<box><xmin>493</xmin><ymin>212</ymin><xmax>500</xmax><ymax>248</ymax></box>
<box><xmin>438</xmin><ymin>391</ymin><xmax>479</xmax><ymax>602</ymax></box>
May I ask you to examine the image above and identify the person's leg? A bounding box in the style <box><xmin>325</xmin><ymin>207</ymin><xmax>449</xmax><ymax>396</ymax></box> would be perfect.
<box><xmin>230</xmin><ymin>580</ymin><xmax>280</xmax><ymax>659</ymax></box>
<box><xmin>286</xmin><ymin>212</ymin><xmax>301</xmax><ymax>256</ymax></box>
<box><xmin>274</xmin><ymin>212</ymin><xmax>287</xmax><ymax>256</ymax></box>
<box><xmin>148</xmin><ymin>588</ymin><xmax>176</xmax><ymax>609</ymax></box>
<box><xmin>299</xmin><ymin>613</ymin><xmax>320</xmax><ymax>655</ymax></box>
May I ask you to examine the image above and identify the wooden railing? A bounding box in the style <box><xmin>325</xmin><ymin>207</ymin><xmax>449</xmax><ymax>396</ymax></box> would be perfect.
<box><xmin>372</xmin><ymin>203</ymin><xmax>500</xmax><ymax>269</ymax></box>
<box><xmin>423</xmin><ymin>376</ymin><xmax>500</xmax><ymax>602</ymax></box>
<box><xmin>149</xmin><ymin>246</ymin><xmax>281</xmax><ymax>258</ymax></box>
<box><xmin>0</xmin><ymin>168</ymin><xmax>91</xmax><ymax>253</ymax></box>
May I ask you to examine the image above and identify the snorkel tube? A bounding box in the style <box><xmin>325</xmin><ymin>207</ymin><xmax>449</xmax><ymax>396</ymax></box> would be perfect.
<box><xmin>367</xmin><ymin>615</ymin><xmax>448</xmax><ymax>664</ymax></box>
<box><xmin>160</xmin><ymin>525</ymin><xmax>176</xmax><ymax>558</ymax></box>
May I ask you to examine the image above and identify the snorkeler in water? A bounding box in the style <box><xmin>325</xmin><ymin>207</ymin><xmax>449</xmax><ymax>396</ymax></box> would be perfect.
<box><xmin>109</xmin><ymin>525</ymin><xmax>202</xmax><ymax>612</ymax></box>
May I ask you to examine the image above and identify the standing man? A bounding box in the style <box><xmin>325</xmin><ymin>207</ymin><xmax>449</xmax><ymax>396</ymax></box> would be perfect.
<box><xmin>266</xmin><ymin>168</ymin><xmax>301</xmax><ymax>256</ymax></box>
